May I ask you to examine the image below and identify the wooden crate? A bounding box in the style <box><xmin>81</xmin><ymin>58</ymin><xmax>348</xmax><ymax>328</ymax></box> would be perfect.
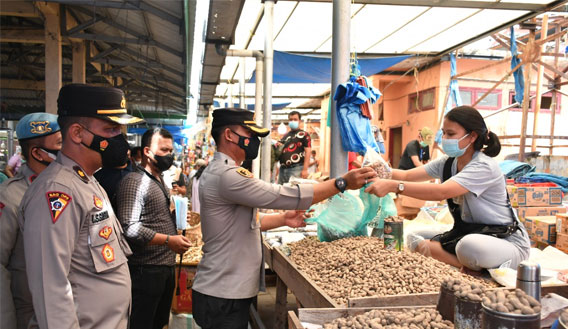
<box><xmin>288</xmin><ymin>306</ymin><xmax>436</xmax><ymax>329</ymax></box>
<box><xmin>348</xmin><ymin>284</ymin><xmax>568</xmax><ymax>308</ymax></box>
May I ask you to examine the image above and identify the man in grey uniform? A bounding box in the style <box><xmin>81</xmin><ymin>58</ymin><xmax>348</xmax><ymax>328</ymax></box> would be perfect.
<box><xmin>192</xmin><ymin>108</ymin><xmax>376</xmax><ymax>329</ymax></box>
<box><xmin>19</xmin><ymin>84</ymin><xmax>143</xmax><ymax>329</ymax></box>
<box><xmin>1</xmin><ymin>113</ymin><xmax>61</xmax><ymax>329</ymax></box>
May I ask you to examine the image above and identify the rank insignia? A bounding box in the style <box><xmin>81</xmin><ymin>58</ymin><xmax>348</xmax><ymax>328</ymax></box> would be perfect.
<box><xmin>93</xmin><ymin>195</ymin><xmax>103</xmax><ymax>210</ymax></box>
<box><xmin>101</xmin><ymin>244</ymin><xmax>115</xmax><ymax>263</ymax></box>
<box><xmin>99</xmin><ymin>226</ymin><xmax>113</xmax><ymax>240</ymax></box>
<box><xmin>99</xmin><ymin>140</ymin><xmax>108</xmax><ymax>151</ymax></box>
<box><xmin>73</xmin><ymin>166</ymin><xmax>89</xmax><ymax>184</ymax></box>
<box><xmin>236</xmin><ymin>167</ymin><xmax>253</xmax><ymax>178</ymax></box>
<box><xmin>46</xmin><ymin>191</ymin><xmax>72</xmax><ymax>223</ymax></box>
<box><xmin>30</xmin><ymin>121</ymin><xmax>52</xmax><ymax>135</ymax></box>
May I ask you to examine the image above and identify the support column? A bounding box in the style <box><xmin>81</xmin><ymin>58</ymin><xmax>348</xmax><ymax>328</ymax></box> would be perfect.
<box><xmin>261</xmin><ymin>0</ymin><xmax>274</xmax><ymax>182</ymax></box>
<box><xmin>253</xmin><ymin>55</ymin><xmax>264</xmax><ymax>179</ymax></box>
<box><xmin>72</xmin><ymin>41</ymin><xmax>86</xmax><ymax>83</ymax></box>
<box><xmin>329</xmin><ymin>0</ymin><xmax>350</xmax><ymax>177</ymax></box>
<box><xmin>531</xmin><ymin>15</ymin><xmax>548</xmax><ymax>152</ymax></box>
<box><xmin>44</xmin><ymin>4</ymin><xmax>62</xmax><ymax>114</ymax></box>
<box><xmin>519</xmin><ymin>30</ymin><xmax>535</xmax><ymax>161</ymax></box>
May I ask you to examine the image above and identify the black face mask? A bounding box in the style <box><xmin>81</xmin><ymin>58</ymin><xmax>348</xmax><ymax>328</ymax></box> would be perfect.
<box><xmin>151</xmin><ymin>152</ymin><xmax>174</xmax><ymax>172</ymax></box>
<box><xmin>231</xmin><ymin>130</ymin><xmax>260</xmax><ymax>160</ymax></box>
<box><xmin>32</xmin><ymin>147</ymin><xmax>58</xmax><ymax>167</ymax></box>
<box><xmin>81</xmin><ymin>127</ymin><xmax>130</xmax><ymax>168</ymax></box>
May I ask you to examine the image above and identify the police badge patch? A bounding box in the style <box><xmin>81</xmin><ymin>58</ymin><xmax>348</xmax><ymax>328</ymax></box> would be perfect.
<box><xmin>30</xmin><ymin>121</ymin><xmax>52</xmax><ymax>135</ymax></box>
<box><xmin>46</xmin><ymin>191</ymin><xmax>72</xmax><ymax>223</ymax></box>
<box><xmin>236</xmin><ymin>167</ymin><xmax>253</xmax><ymax>178</ymax></box>
<box><xmin>101</xmin><ymin>244</ymin><xmax>115</xmax><ymax>263</ymax></box>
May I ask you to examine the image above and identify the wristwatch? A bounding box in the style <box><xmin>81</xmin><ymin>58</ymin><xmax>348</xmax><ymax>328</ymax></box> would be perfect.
<box><xmin>334</xmin><ymin>177</ymin><xmax>347</xmax><ymax>193</ymax></box>
<box><xmin>396</xmin><ymin>181</ymin><xmax>405</xmax><ymax>194</ymax></box>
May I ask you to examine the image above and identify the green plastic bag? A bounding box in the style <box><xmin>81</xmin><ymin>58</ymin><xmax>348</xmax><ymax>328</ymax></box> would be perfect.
<box><xmin>306</xmin><ymin>193</ymin><xmax>364</xmax><ymax>242</ymax></box>
<box><xmin>367</xmin><ymin>193</ymin><xmax>397</xmax><ymax>229</ymax></box>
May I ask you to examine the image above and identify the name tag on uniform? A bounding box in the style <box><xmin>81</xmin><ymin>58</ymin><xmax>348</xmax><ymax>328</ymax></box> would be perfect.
<box><xmin>92</xmin><ymin>210</ymin><xmax>109</xmax><ymax>223</ymax></box>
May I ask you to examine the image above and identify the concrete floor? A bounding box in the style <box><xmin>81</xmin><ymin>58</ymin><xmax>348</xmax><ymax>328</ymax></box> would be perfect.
<box><xmin>256</xmin><ymin>284</ymin><xmax>299</xmax><ymax>328</ymax></box>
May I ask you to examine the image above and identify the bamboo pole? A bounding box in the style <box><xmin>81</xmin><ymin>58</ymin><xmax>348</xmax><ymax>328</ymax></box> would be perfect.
<box><xmin>519</xmin><ymin>29</ymin><xmax>535</xmax><ymax>161</ymax></box>
<box><xmin>531</xmin><ymin>15</ymin><xmax>548</xmax><ymax>151</ymax></box>
<box><xmin>550</xmin><ymin>24</ymin><xmax>561</xmax><ymax>155</ymax></box>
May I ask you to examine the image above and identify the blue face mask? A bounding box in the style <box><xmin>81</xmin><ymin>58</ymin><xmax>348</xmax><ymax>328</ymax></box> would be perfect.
<box><xmin>441</xmin><ymin>133</ymin><xmax>471</xmax><ymax>158</ymax></box>
<box><xmin>288</xmin><ymin>121</ymin><xmax>299</xmax><ymax>130</ymax></box>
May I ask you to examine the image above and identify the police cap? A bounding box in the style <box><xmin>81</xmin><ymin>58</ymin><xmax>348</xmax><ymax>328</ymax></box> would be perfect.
<box><xmin>212</xmin><ymin>108</ymin><xmax>269</xmax><ymax>137</ymax></box>
<box><xmin>16</xmin><ymin>112</ymin><xmax>60</xmax><ymax>141</ymax></box>
<box><xmin>57</xmin><ymin>84</ymin><xmax>144</xmax><ymax>125</ymax></box>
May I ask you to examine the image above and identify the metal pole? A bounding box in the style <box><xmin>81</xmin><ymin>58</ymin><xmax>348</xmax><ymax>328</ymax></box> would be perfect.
<box><xmin>261</xmin><ymin>0</ymin><xmax>274</xmax><ymax>182</ymax></box>
<box><xmin>330</xmin><ymin>0</ymin><xmax>350</xmax><ymax>177</ymax></box>
<box><xmin>253</xmin><ymin>56</ymin><xmax>264</xmax><ymax>179</ymax></box>
<box><xmin>239</xmin><ymin>57</ymin><xmax>246</xmax><ymax>109</ymax></box>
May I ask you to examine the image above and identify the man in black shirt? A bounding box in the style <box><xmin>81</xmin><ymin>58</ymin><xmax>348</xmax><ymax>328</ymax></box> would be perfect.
<box><xmin>398</xmin><ymin>126</ymin><xmax>433</xmax><ymax>170</ymax></box>
<box><xmin>277</xmin><ymin>111</ymin><xmax>311</xmax><ymax>183</ymax></box>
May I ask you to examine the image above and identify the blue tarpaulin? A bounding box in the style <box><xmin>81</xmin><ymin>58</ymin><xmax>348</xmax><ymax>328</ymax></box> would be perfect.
<box><xmin>516</xmin><ymin>173</ymin><xmax>568</xmax><ymax>193</ymax></box>
<box><xmin>511</xmin><ymin>27</ymin><xmax>524</xmax><ymax>105</ymax></box>
<box><xmin>499</xmin><ymin>160</ymin><xmax>535</xmax><ymax>179</ymax></box>
<box><xmin>249</xmin><ymin>51</ymin><xmax>410</xmax><ymax>83</ymax></box>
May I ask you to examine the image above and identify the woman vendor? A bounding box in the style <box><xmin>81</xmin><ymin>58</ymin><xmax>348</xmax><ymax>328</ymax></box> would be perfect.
<box><xmin>365</xmin><ymin>106</ymin><xmax>530</xmax><ymax>272</ymax></box>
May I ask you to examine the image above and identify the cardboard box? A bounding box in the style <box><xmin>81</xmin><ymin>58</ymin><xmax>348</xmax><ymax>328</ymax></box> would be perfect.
<box><xmin>557</xmin><ymin>213</ymin><xmax>568</xmax><ymax>235</ymax></box>
<box><xmin>526</xmin><ymin>216</ymin><xmax>556</xmax><ymax>245</ymax></box>
<box><xmin>516</xmin><ymin>206</ymin><xmax>566</xmax><ymax>222</ymax></box>
<box><xmin>556</xmin><ymin>233</ymin><xmax>568</xmax><ymax>253</ymax></box>
<box><xmin>507</xmin><ymin>186</ymin><xmax>563</xmax><ymax>207</ymax></box>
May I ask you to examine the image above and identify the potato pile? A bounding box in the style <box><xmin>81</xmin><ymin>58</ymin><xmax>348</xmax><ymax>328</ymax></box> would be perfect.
<box><xmin>482</xmin><ymin>289</ymin><xmax>540</xmax><ymax>315</ymax></box>
<box><xmin>322</xmin><ymin>308</ymin><xmax>453</xmax><ymax>329</ymax></box>
<box><xmin>287</xmin><ymin>237</ymin><xmax>496</xmax><ymax>306</ymax></box>
<box><xmin>442</xmin><ymin>279</ymin><xmax>487</xmax><ymax>302</ymax></box>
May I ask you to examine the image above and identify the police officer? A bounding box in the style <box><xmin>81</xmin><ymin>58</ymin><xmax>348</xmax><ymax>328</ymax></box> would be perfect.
<box><xmin>19</xmin><ymin>84</ymin><xmax>143</xmax><ymax>329</ymax></box>
<box><xmin>0</xmin><ymin>113</ymin><xmax>61</xmax><ymax>329</ymax></box>
<box><xmin>192</xmin><ymin>108</ymin><xmax>376</xmax><ymax>329</ymax></box>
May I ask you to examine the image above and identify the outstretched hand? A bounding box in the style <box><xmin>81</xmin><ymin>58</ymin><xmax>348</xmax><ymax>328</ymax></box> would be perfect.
<box><xmin>364</xmin><ymin>178</ymin><xmax>395</xmax><ymax>197</ymax></box>
<box><xmin>342</xmin><ymin>167</ymin><xmax>377</xmax><ymax>190</ymax></box>
<box><xmin>283</xmin><ymin>210</ymin><xmax>308</xmax><ymax>228</ymax></box>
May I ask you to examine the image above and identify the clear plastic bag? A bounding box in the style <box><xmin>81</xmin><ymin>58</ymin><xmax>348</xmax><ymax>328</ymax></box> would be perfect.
<box><xmin>362</xmin><ymin>146</ymin><xmax>392</xmax><ymax>179</ymax></box>
<box><xmin>306</xmin><ymin>193</ymin><xmax>364</xmax><ymax>242</ymax></box>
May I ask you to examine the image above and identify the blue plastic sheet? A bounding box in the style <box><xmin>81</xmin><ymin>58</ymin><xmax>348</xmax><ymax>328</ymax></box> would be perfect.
<box><xmin>499</xmin><ymin>160</ymin><xmax>535</xmax><ymax>179</ymax></box>
<box><xmin>516</xmin><ymin>173</ymin><xmax>568</xmax><ymax>193</ymax></box>
<box><xmin>511</xmin><ymin>27</ymin><xmax>525</xmax><ymax>105</ymax></box>
<box><xmin>333</xmin><ymin>77</ymin><xmax>381</xmax><ymax>154</ymax></box>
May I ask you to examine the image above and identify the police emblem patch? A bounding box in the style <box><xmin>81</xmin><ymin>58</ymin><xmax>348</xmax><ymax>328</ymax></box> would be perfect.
<box><xmin>30</xmin><ymin>121</ymin><xmax>52</xmax><ymax>135</ymax></box>
<box><xmin>99</xmin><ymin>140</ymin><xmax>108</xmax><ymax>151</ymax></box>
<box><xmin>93</xmin><ymin>195</ymin><xmax>103</xmax><ymax>210</ymax></box>
<box><xmin>99</xmin><ymin>226</ymin><xmax>113</xmax><ymax>240</ymax></box>
<box><xmin>73</xmin><ymin>166</ymin><xmax>89</xmax><ymax>183</ymax></box>
<box><xmin>101</xmin><ymin>244</ymin><xmax>115</xmax><ymax>263</ymax></box>
<box><xmin>46</xmin><ymin>191</ymin><xmax>72</xmax><ymax>223</ymax></box>
<box><xmin>236</xmin><ymin>167</ymin><xmax>253</xmax><ymax>178</ymax></box>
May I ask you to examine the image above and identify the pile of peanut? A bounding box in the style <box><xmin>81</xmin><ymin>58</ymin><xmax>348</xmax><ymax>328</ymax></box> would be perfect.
<box><xmin>287</xmin><ymin>237</ymin><xmax>496</xmax><ymax>306</ymax></box>
<box><xmin>365</xmin><ymin>161</ymin><xmax>392</xmax><ymax>179</ymax></box>
<box><xmin>442</xmin><ymin>279</ymin><xmax>487</xmax><ymax>302</ymax></box>
<box><xmin>482</xmin><ymin>289</ymin><xmax>541</xmax><ymax>315</ymax></box>
<box><xmin>384</xmin><ymin>216</ymin><xmax>404</xmax><ymax>223</ymax></box>
<box><xmin>322</xmin><ymin>308</ymin><xmax>453</xmax><ymax>329</ymax></box>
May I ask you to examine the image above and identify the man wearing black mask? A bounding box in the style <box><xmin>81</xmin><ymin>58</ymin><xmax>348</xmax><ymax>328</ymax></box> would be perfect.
<box><xmin>19</xmin><ymin>84</ymin><xmax>143</xmax><ymax>328</ymax></box>
<box><xmin>116</xmin><ymin>128</ymin><xmax>191</xmax><ymax>329</ymax></box>
<box><xmin>192</xmin><ymin>108</ymin><xmax>376</xmax><ymax>329</ymax></box>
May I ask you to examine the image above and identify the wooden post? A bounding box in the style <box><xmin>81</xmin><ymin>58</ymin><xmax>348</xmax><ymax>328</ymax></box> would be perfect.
<box><xmin>275</xmin><ymin>277</ymin><xmax>288</xmax><ymax>329</ymax></box>
<box><xmin>531</xmin><ymin>15</ymin><xmax>548</xmax><ymax>151</ymax></box>
<box><xmin>72</xmin><ymin>41</ymin><xmax>86</xmax><ymax>83</ymax></box>
<box><xmin>550</xmin><ymin>24</ymin><xmax>561</xmax><ymax>155</ymax></box>
<box><xmin>43</xmin><ymin>3</ymin><xmax>61</xmax><ymax>114</ymax></box>
<box><xmin>518</xmin><ymin>30</ymin><xmax>535</xmax><ymax>161</ymax></box>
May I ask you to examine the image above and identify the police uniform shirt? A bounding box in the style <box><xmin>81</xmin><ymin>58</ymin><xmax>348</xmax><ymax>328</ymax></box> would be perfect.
<box><xmin>19</xmin><ymin>153</ymin><xmax>132</xmax><ymax>329</ymax></box>
<box><xmin>192</xmin><ymin>152</ymin><xmax>313</xmax><ymax>299</ymax></box>
<box><xmin>0</xmin><ymin>164</ymin><xmax>36</xmax><ymax>329</ymax></box>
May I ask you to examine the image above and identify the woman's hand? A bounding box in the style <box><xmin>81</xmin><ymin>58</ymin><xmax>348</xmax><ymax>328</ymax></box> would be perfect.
<box><xmin>283</xmin><ymin>210</ymin><xmax>308</xmax><ymax>228</ymax></box>
<box><xmin>364</xmin><ymin>178</ymin><xmax>396</xmax><ymax>197</ymax></box>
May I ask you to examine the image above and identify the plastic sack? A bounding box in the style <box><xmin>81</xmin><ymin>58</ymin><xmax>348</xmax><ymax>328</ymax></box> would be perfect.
<box><xmin>362</xmin><ymin>146</ymin><xmax>392</xmax><ymax>179</ymax></box>
<box><xmin>360</xmin><ymin>186</ymin><xmax>381</xmax><ymax>229</ymax></box>
<box><xmin>306</xmin><ymin>193</ymin><xmax>364</xmax><ymax>242</ymax></box>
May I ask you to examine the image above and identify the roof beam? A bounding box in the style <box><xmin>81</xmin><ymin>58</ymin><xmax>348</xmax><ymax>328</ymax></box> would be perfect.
<box><xmin>0</xmin><ymin>29</ymin><xmax>49</xmax><ymax>44</ymax></box>
<box><xmin>40</xmin><ymin>0</ymin><xmax>182</xmax><ymax>26</ymax></box>
<box><xmin>117</xmin><ymin>46</ymin><xmax>184</xmax><ymax>78</ymax></box>
<box><xmin>1</xmin><ymin>79</ymin><xmax>45</xmax><ymax>90</ymax></box>
<box><xmin>278</xmin><ymin>0</ymin><xmax>550</xmax><ymax>11</ymax></box>
<box><xmin>69</xmin><ymin>6</ymin><xmax>183</xmax><ymax>58</ymax></box>
<box><xmin>0</xmin><ymin>2</ymin><xmax>40</xmax><ymax>17</ymax></box>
